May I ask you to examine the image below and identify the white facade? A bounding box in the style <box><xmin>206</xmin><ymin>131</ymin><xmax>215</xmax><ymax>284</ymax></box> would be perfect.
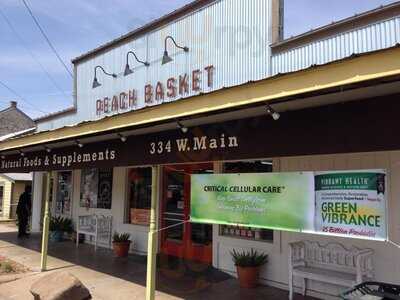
<box><xmin>31</xmin><ymin>150</ymin><xmax>400</xmax><ymax>299</ymax></box>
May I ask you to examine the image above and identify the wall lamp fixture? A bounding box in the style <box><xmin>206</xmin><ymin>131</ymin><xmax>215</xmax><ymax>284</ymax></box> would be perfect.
<box><xmin>76</xmin><ymin>140</ymin><xmax>83</xmax><ymax>148</ymax></box>
<box><xmin>162</xmin><ymin>36</ymin><xmax>189</xmax><ymax>65</ymax></box>
<box><xmin>124</xmin><ymin>51</ymin><xmax>149</xmax><ymax>76</ymax></box>
<box><xmin>92</xmin><ymin>65</ymin><xmax>117</xmax><ymax>89</ymax></box>
<box><xmin>118</xmin><ymin>133</ymin><xmax>127</xmax><ymax>142</ymax></box>
<box><xmin>266</xmin><ymin>104</ymin><xmax>280</xmax><ymax>121</ymax></box>
<box><xmin>176</xmin><ymin>121</ymin><xmax>188</xmax><ymax>133</ymax></box>
<box><xmin>19</xmin><ymin>150</ymin><xmax>25</xmax><ymax>157</ymax></box>
<box><xmin>1</xmin><ymin>155</ymin><xmax>5</xmax><ymax>159</ymax></box>
<box><xmin>44</xmin><ymin>146</ymin><xmax>52</xmax><ymax>153</ymax></box>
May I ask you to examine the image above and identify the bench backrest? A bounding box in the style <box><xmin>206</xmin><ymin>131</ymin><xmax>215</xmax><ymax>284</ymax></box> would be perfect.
<box><xmin>292</xmin><ymin>241</ymin><xmax>372</xmax><ymax>275</ymax></box>
<box><xmin>78</xmin><ymin>215</ymin><xmax>97</xmax><ymax>233</ymax></box>
<box><xmin>78</xmin><ymin>214</ymin><xmax>113</xmax><ymax>245</ymax></box>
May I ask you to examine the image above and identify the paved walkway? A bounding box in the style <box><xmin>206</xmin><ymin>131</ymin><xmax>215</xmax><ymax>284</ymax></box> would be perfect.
<box><xmin>0</xmin><ymin>223</ymin><xmax>318</xmax><ymax>300</ymax></box>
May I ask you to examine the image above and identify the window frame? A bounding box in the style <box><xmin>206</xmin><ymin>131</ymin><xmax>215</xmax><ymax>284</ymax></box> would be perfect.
<box><xmin>0</xmin><ymin>183</ymin><xmax>4</xmax><ymax>213</ymax></box>
<box><xmin>55</xmin><ymin>170</ymin><xmax>73</xmax><ymax>217</ymax></box>
<box><xmin>125</xmin><ymin>166</ymin><xmax>153</xmax><ymax>226</ymax></box>
<box><xmin>80</xmin><ymin>168</ymin><xmax>113</xmax><ymax>210</ymax></box>
<box><xmin>219</xmin><ymin>158</ymin><xmax>275</xmax><ymax>243</ymax></box>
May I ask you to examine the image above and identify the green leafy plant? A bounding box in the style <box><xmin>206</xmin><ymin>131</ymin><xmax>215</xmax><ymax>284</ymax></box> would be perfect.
<box><xmin>60</xmin><ymin>218</ymin><xmax>74</xmax><ymax>234</ymax></box>
<box><xmin>49</xmin><ymin>216</ymin><xmax>74</xmax><ymax>233</ymax></box>
<box><xmin>112</xmin><ymin>232</ymin><xmax>131</xmax><ymax>243</ymax></box>
<box><xmin>230</xmin><ymin>249</ymin><xmax>268</xmax><ymax>267</ymax></box>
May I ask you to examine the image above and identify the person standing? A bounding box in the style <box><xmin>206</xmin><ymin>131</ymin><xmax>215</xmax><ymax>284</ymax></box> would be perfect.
<box><xmin>16</xmin><ymin>185</ymin><xmax>32</xmax><ymax>238</ymax></box>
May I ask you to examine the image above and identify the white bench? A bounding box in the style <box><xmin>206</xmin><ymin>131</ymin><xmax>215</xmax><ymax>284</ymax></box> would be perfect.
<box><xmin>76</xmin><ymin>214</ymin><xmax>112</xmax><ymax>250</ymax></box>
<box><xmin>289</xmin><ymin>241</ymin><xmax>374</xmax><ymax>300</ymax></box>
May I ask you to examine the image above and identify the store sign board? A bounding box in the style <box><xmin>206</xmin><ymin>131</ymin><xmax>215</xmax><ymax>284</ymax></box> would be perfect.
<box><xmin>315</xmin><ymin>170</ymin><xmax>387</xmax><ymax>240</ymax></box>
<box><xmin>191</xmin><ymin>170</ymin><xmax>388</xmax><ymax>240</ymax></box>
<box><xmin>0</xmin><ymin>98</ymin><xmax>399</xmax><ymax>173</ymax></box>
<box><xmin>190</xmin><ymin>172</ymin><xmax>315</xmax><ymax>232</ymax></box>
<box><xmin>95</xmin><ymin>65</ymin><xmax>215</xmax><ymax>117</ymax></box>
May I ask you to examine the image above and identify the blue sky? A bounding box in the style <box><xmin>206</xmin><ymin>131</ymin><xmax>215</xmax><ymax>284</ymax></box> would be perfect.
<box><xmin>0</xmin><ymin>0</ymin><xmax>398</xmax><ymax>118</ymax></box>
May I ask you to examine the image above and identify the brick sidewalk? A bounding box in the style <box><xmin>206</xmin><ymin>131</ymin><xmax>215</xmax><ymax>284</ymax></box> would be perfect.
<box><xmin>0</xmin><ymin>223</ymin><xmax>318</xmax><ymax>300</ymax></box>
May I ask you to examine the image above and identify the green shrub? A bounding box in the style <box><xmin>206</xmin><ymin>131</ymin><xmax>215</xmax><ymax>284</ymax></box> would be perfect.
<box><xmin>112</xmin><ymin>232</ymin><xmax>131</xmax><ymax>243</ymax></box>
<box><xmin>60</xmin><ymin>218</ymin><xmax>74</xmax><ymax>234</ymax></box>
<box><xmin>49</xmin><ymin>216</ymin><xmax>74</xmax><ymax>233</ymax></box>
<box><xmin>230</xmin><ymin>249</ymin><xmax>268</xmax><ymax>267</ymax></box>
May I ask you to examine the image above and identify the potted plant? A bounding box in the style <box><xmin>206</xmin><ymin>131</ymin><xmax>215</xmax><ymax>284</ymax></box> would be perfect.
<box><xmin>230</xmin><ymin>248</ymin><xmax>268</xmax><ymax>288</ymax></box>
<box><xmin>49</xmin><ymin>216</ymin><xmax>74</xmax><ymax>242</ymax></box>
<box><xmin>60</xmin><ymin>217</ymin><xmax>74</xmax><ymax>236</ymax></box>
<box><xmin>112</xmin><ymin>232</ymin><xmax>131</xmax><ymax>257</ymax></box>
<box><xmin>49</xmin><ymin>216</ymin><xmax>64</xmax><ymax>242</ymax></box>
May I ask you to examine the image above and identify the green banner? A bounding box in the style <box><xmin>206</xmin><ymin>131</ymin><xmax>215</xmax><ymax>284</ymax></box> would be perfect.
<box><xmin>190</xmin><ymin>172</ymin><xmax>315</xmax><ymax>232</ymax></box>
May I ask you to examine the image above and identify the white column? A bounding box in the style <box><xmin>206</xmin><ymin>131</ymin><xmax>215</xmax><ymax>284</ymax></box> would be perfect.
<box><xmin>31</xmin><ymin>172</ymin><xmax>44</xmax><ymax>233</ymax></box>
<box><xmin>212</xmin><ymin>162</ymin><xmax>223</xmax><ymax>269</ymax></box>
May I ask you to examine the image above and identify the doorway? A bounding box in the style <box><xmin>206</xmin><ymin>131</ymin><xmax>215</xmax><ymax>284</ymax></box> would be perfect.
<box><xmin>161</xmin><ymin>163</ymin><xmax>213</xmax><ymax>264</ymax></box>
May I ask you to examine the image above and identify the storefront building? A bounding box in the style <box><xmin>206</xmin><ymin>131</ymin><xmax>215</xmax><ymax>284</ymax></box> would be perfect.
<box><xmin>1</xmin><ymin>1</ymin><xmax>400</xmax><ymax>299</ymax></box>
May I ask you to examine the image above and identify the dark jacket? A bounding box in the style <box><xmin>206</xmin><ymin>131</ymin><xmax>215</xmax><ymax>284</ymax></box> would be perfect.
<box><xmin>16</xmin><ymin>191</ymin><xmax>31</xmax><ymax>218</ymax></box>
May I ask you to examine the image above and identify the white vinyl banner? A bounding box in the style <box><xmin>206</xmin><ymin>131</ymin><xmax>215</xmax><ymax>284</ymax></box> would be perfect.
<box><xmin>315</xmin><ymin>169</ymin><xmax>387</xmax><ymax>240</ymax></box>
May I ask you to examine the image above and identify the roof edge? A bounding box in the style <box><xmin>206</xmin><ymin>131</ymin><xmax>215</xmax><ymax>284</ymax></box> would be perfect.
<box><xmin>271</xmin><ymin>1</ymin><xmax>400</xmax><ymax>53</ymax></box>
<box><xmin>71</xmin><ymin>0</ymin><xmax>216</xmax><ymax>65</ymax></box>
<box><xmin>34</xmin><ymin>106</ymin><xmax>77</xmax><ymax>123</ymax></box>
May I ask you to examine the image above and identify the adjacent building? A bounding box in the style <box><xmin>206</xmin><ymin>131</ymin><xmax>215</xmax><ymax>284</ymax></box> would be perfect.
<box><xmin>0</xmin><ymin>101</ymin><xmax>34</xmax><ymax>220</ymax></box>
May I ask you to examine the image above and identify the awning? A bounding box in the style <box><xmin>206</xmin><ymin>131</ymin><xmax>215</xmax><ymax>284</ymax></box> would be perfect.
<box><xmin>0</xmin><ymin>94</ymin><xmax>399</xmax><ymax>173</ymax></box>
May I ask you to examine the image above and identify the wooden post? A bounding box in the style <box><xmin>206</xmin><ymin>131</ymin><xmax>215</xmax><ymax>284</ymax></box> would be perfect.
<box><xmin>40</xmin><ymin>171</ymin><xmax>52</xmax><ymax>271</ymax></box>
<box><xmin>146</xmin><ymin>166</ymin><xmax>159</xmax><ymax>300</ymax></box>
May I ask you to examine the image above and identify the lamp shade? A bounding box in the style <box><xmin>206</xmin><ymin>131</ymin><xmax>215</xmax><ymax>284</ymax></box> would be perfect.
<box><xmin>162</xmin><ymin>51</ymin><xmax>173</xmax><ymax>65</ymax></box>
<box><xmin>92</xmin><ymin>77</ymin><xmax>101</xmax><ymax>89</ymax></box>
<box><xmin>124</xmin><ymin>64</ymin><xmax>133</xmax><ymax>76</ymax></box>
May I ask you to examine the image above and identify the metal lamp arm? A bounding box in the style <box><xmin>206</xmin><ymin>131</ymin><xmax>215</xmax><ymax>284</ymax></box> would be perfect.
<box><xmin>126</xmin><ymin>51</ymin><xmax>150</xmax><ymax>67</ymax></box>
<box><xmin>164</xmin><ymin>36</ymin><xmax>189</xmax><ymax>52</ymax></box>
<box><xmin>94</xmin><ymin>65</ymin><xmax>116</xmax><ymax>78</ymax></box>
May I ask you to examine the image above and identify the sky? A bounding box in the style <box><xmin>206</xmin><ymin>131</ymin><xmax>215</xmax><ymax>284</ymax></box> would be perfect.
<box><xmin>0</xmin><ymin>0</ymin><xmax>398</xmax><ymax>118</ymax></box>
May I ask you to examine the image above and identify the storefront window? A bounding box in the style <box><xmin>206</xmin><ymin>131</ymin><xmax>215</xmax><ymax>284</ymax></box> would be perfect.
<box><xmin>221</xmin><ymin>160</ymin><xmax>274</xmax><ymax>242</ymax></box>
<box><xmin>127</xmin><ymin>167</ymin><xmax>152</xmax><ymax>225</ymax></box>
<box><xmin>56</xmin><ymin>171</ymin><xmax>72</xmax><ymax>215</ymax></box>
<box><xmin>80</xmin><ymin>168</ymin><xmax>113</xmax><ymax>209</ymax></box>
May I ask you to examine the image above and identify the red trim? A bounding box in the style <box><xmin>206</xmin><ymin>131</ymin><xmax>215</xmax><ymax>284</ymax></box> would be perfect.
<box><xmin>160</xmin><ymin>163</ymin><xmax>213</xmax><ymax>264</ymax></box>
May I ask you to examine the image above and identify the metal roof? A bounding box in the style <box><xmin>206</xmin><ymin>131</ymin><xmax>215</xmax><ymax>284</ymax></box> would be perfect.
<box><xmin>71</xmin><ymin>0</ymin><xmax>216</xmax><ymax>64</ymax></box>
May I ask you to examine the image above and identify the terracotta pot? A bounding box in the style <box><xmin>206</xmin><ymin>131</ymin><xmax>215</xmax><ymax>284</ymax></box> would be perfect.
<box><xmin>236</xmin><ymin>265</ymin><xmax>260</xmax><ymax>288</ymax></box>
<box><xmin>113</xmin><ymin>241</ymin><xmax>131</xmax><ymax>257</ymax></box>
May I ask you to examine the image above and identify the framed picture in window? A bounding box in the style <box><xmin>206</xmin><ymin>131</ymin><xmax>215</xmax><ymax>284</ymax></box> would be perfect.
<box><xmin>56</xmin><ymin>171</ymin><xmax>72</xmax><ymax>215</ymax></box>
<box><xmin>80</xmin><ymin>168</ymin><xmax>113</xmax><ymax>209</ymax></box>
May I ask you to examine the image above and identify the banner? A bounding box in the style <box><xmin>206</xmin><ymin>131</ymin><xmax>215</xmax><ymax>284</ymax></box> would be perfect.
<box><xmin>315</xmin><ymin>170</ymin><xmax>387</xmax><ymax>240</ymax></box>
<box><xmin>191</xmin><ymin>170</ymin><xmax>388</xmax><ymax>240</ymax></box>
<box><xmin>190</xmin><ymin>172</ymin><xmax>315</xmax><ymax>232</ymax></box>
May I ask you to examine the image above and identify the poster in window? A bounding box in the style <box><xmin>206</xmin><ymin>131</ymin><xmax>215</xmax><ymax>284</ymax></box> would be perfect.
<box><xmin>97</xmin><ymin>168</ymin><xmax>113</xmax><ymax>209</ymax></box>
<box><xmin>80</xmin><ymin>168</ymin><xmax>98</xmax><ymax>208</ymax></box>
<box><xmin>56</xmin><ymin>171</ymin><xmax>72</xmax><ymax>215</ymax></box>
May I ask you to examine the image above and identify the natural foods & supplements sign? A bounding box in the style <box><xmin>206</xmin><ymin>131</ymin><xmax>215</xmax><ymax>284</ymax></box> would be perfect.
<box><xmin>190</xmin><ymin>172</ymin><xmax>315</xmax><ymax>232</ymax></box>
<box><xmin>191</xmin><ymin>170</ymin><xmax>387</xmax><ymax>240</ymax></box>
<box><xmin>315</xmin><ymin>170</ymin><xmax>387</xmax><ymax>240</ymax></box>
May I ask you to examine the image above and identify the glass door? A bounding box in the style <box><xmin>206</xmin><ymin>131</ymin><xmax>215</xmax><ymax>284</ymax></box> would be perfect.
<box><xmin>161</xmin><ymin>163</ymin><xmax>213</xmax><ymax>264</ymax></box>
